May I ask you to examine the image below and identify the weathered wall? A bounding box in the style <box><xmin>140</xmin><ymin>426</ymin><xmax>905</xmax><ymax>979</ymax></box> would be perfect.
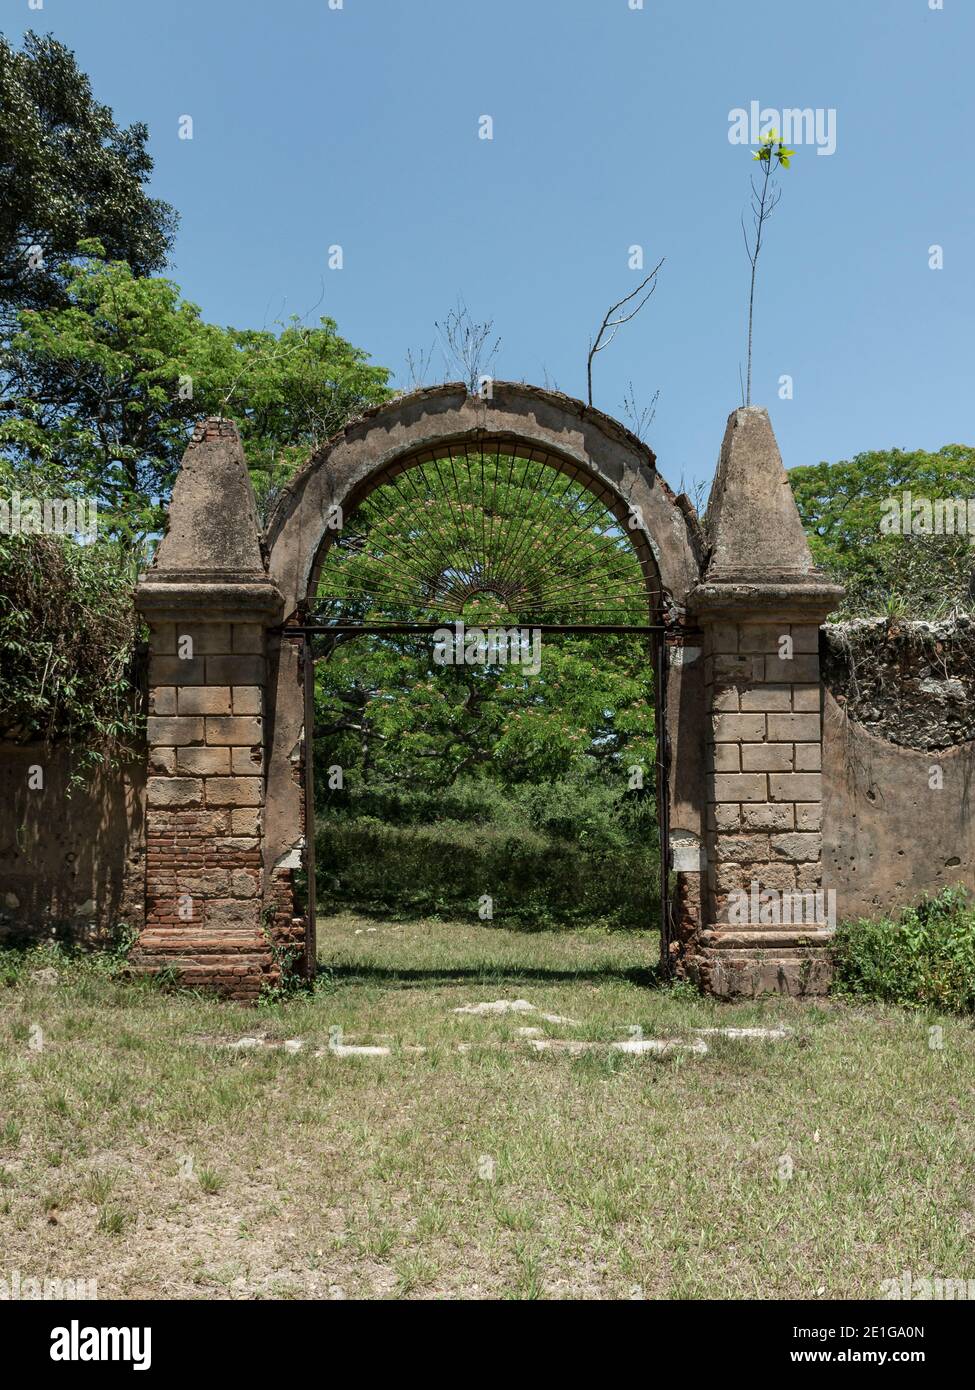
<box><xmin>0</xmin><ymin>741</ymin><xmax>146</xmax><ymax>942</ymax></box>
<box><xmin>822</xmin><ymin>618</ymin><xmax>975</xmax><ymax>919</ymax></box>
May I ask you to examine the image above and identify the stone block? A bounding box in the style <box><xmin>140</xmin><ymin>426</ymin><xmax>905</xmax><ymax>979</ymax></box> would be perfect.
<box><xmin>766</xmin><ymin>713</ymin><xmax>821</xmax><ymax>742</ymax></box>
<box><xmin>233</xmin><ymin>624</ymin><xmax>265</xmax><ymax>654</ymax></box>
<box><xmin>716</xmin><ymin>834</ymin><xmax>770</xmax><ymax>863</ymax></box>
<box><xmin>147</xmin><ymin>716</ymin><xmax>205</xmax><ymax>746</ymax></box>
<box><xmin>711</xmin><ymin>686</ymin><xmax>740</xmax><ymax>712</ymax></box>
<box><xmin>206</xmin><ymin>655</ymin><xmax>265</xmax><ymax>686</ymax></box>
<box><xmin>712</xmin><ymin>654</ymin><xmax>757</xmax><ymax>682</ymax></box>
<box><xmin>178</xmin><ymin>686</ymin><xmax>233</xmax><ymax>716</ymax></box>
<box><xmin>148</xmin><ymin>622</ymin><xmax>176</xmax><ymax>654</ymax></box>
<box><xmin>230</xmin><ymin>870</ymin><xmax>260</xmax><ymax>898</ymax></box>
<box><xmin>232</xmin><ymin>686</ymin><xmax>263</xmax><ymax>715</ymax></box>
<box><xmin>769</xmin><ymin>773</ymin><xmax>822</xmax><ymax>802</ymax></box>
<box><xmin>149</xmin><ymin>746</ymin><xmax>176</xmax><ymax>774</ymax></box>
<box><xmin>741</xmin><ymin>803</ymin><xmax>794</xmax><ymax>831</ymax></box>
<box><xmin>149</xmin><ymin>687</ymin><xmax>176</xmax><ymax>715</ymax></box>
<box><xmin>176</xmin><ymin>746</ymin><xmax>231</xmax><ymax>776</ymax></box>
<box><xmin>232</xmin><ymin>746</ymin><xmax>263</xmax><ymax>774</ymax></box>
<box><xmin>206</xmin><ymin>899</ymin><xmax>261</xmax><ymax>929</ymax></box>
<box><xmin>713</xmin><ymin>773</ymin><xmax>767</xmax><ymax>802</ymax></box>
<box><xmin>764</xmin><ymin>654</ymin><xmax>820</xmax><ymax>683</ymax></box>
<box><xmin>791</xmin><ymin>686</ymin><xmax>820</xmax><ymax>712</ymax></box>
<box><xmin>712</xmin><ymin>713</ymin><xmax>766</xmax><ymax>742</ymax></box>
<box><xmin>741</xmin><ymin>743</ymin><xmax>793</xmax><ymax>772</ymax></box>
<box><xmin>740</xmin><ymin>685</ymin><xmax>791</xmax><ymax>712</ymax></box>
<box><xmin>214</xmin><ymin>837</ymin><xmax>260</xmax><ymax>855</ymax></box>
<box><xmin>790</xmin><ymin>626</ymin><xmax>821</xmax><ymax>653</ymax></box>
<box><xmin>712</xmin><ymin>863</ymin><xmax>749</xmax><ymax>893</ymax></box>
<box><xmin>150</xmin><ymin>655</ymin><xmax>205</xmax><ymax>686</ymax></box>
<box><xmin>178</xmin><ymin>623</ymin><xmax>232</xmax><ymax>655</ymax></box>
<box><xmin>231</xmin><ymin>808</ymin><xmax>262</xmax><ymax>836</ymax></box>
<box><xmin>795</xmin><ymin>802</ymin><xmax>823</xmax><ymax>831</ymax></box>
<box><xmin>738</xmin><ymin>624</ymin><xmax>787</xmax><ymax>653</ymax></box>
<box><xmin>746</xmin><ymin>861</ymin><xmax>798</xmax><ymax>892</ymax></box>
<box><xmin>709</xmin><ymin>743</ymin><xmax>739</xmax><ymax>772</ymax></box>
<box><xmin>205</xmin><ymin>716</ymin><xmax>263</xmax><ymax>747</ymax></box>
<box><xmin>770</xmin><ymin>832</ymin><xmax>823</xmax><ymax>862</ymax></box>
<box><xmin>205</xmin><ymin>776</ymin><xmax>263</xmax><ymax>807</ymax></box>
<box><xmin>711</xmin><ymin>804</ymin><xmax>741</xmax><ymax>832</ymax></box>
<box><xmin>710</xmin><ymin>622</ymin><xmax>739</xmax><ymax>654</ymax></box>
<box><xmin>147</xmin><ymin>777</ymin><xmax>203</xmax><ymax>808</ymax></box>
<box><xmin>796</xmin><ymin>863</ymin><xmax>824</xmax><ymax>891</ymax></box>
<box><xmin>794</xmin><ymin>743</ymin><xmax>822</xmax><ymax>771</ymax></box>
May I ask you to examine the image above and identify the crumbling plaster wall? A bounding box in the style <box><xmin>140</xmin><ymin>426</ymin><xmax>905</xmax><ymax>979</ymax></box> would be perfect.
<box><xmin>822</xmin><ymin>618</ymin><xmax>975</xmax><ymax>919</ymax></box>
<box><xmin>0</xmin><ymin>741</ymin><xmax>146</xmax><ymax>942</ymax></box>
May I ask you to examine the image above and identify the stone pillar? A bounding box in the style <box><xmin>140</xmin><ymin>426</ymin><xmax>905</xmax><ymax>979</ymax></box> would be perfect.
<box><xmin>134</xmin><ymin>419</ymin><xmax>283</xmax><ymax>1000</ymax></box>
<box><xmin>686</xmin><ymin>407</ymin><xmax>842</xmax><ymax>998</ymax></box>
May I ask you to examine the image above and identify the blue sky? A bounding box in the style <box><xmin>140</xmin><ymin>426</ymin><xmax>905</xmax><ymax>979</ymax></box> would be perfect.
<box><xmin>5</xmin><ymin>0</ymin><xmax>973</xmax><ymax>494</ymax></box>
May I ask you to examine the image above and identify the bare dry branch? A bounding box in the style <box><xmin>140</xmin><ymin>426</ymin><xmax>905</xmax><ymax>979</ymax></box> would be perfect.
<box><xmin>587</xmin><ymin>259</ymin><xmax>664</xmax><ymax>406</ymax></box>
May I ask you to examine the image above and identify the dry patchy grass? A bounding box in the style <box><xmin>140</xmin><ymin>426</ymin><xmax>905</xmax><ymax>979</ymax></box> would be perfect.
<box><xmin>0</xmin><ymin>912</ymin><xmax>973</xmax><ymax>1300</ymax></box>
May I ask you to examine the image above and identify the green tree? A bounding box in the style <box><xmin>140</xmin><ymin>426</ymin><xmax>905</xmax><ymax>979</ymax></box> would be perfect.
<box><xmin>311</xmin><ymin>450</ymin><xmax>657</xmax><ymax>791</ymax></box>
<box><xmin>0</xmin><ymin>527</ymin><xmax>141</xmax><ymax>759</ymax></box>
<box><xmin>0</xmin><ymin>248</ymin><xmax>392</xmax><ymax>540</ymax></box>
<box><xmin>742</xmin><ymin>129</ymin><xmax>793</xmax><ymax>406</ymax></box>
<box><xmin>0</xmin><ymin>31</ymin><xmax>176</xmax><ymax>322</ymax></box>
<box><xmin>789</xmin><ymin>445</ymin><xmax>975</xmax><ymax>616</ymax></box>
<box><xmin>314</xmin><ymin>631</ymin><xmax>654</xmax><ymax>790</ymax></box>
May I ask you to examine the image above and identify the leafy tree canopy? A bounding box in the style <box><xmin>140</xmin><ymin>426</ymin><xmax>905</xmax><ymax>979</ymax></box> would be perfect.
<box><xmin>789</xmin><ymin>445</ymin><xmax>975</xmax><ymax>617</ymax></box>
<box><xmin>312</xmin><ymin>452</ymin><xmax>657</xmax><ymax>795</ymax></box>
<box><xmin>0</xmin><ymin>528</ymin><xmax>140</xmax><ymax>758</ymax></box>
<box><xmin>0</xmin><ymin>31</ymin><xmax>177</xmax><ymax>320</ymax></box>
<box><xmin>315</xmin><ymin>632</ymin><xmax>655</xmax><ymax>792</ymax></box>
<box><xmin>0</xmin><ymin>249</ymin><xmax>392</xmax><ymax>540</ymax></box>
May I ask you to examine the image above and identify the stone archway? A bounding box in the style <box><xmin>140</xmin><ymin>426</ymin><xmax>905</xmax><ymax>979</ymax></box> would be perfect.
<box><xmin>134</xmin><ymin>386</ymin><xmax>841</xmax><ymax>1000</ymax></box>
<box><xmin>262</xmin><ymin>382</ymin><xmax>704</xmax><ymax>988</ymax></box>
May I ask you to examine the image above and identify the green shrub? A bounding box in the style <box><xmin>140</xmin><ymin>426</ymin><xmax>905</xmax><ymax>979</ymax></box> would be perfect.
<box><xmin>317</xmin><ymin>770</ymin><xmax>656</xmax><ymax>852</ymax></box>
<box><xmin>314</xmin><ymin>770</ymin><xmax>659</xmax><ymax>928</ymax></box>
<box><xmin>0</xmin><ymin>530</ymin><xmax>143</xmax><ymax>760</ymax></box>
<box><xmin>832</xmin><ymin>887</ymin><xmax>975</xmax><ymax>1014</ymax></box>
<box><xmin>315</xmin><ymin>816</ymin><xmax>658</xmax><ymax>930</ymax></box>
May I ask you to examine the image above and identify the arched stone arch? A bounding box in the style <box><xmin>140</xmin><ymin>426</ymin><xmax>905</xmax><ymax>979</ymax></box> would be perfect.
<box><xmin>134</xmin><ymin>388</ymin><xmax>841</xmax><ymax>1001</ymax></box>
<box><xmin>260</xmin><ymin>383</ymin><xmax>706</xmax><ymax>984</ymax></box>
<box><xmin>265</xmin><ymin>382</ymin><xmax>702</xmax><ymax>623</ymax></box>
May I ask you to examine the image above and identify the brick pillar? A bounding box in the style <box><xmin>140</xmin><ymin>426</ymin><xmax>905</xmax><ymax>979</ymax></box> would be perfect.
<box><xmin>686</xmin><ymin>407</ymin><xmax>842</xmax><ymax>998</ymax></box>
<box><xmin>134</xmin><ymin>420</ymin><xmax>283</xmax><ymax>1000</ymax></box>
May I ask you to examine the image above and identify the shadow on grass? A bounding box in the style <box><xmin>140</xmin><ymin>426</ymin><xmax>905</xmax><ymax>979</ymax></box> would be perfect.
<box><xmin>317</xmin><ymin>900</ymin><xmax>661</xmax><ymax>934</ymax></box>
<box><xmin>317</xmin><ymin>961</ymin><xmax>665</xmax><ymax>990</ymax></box>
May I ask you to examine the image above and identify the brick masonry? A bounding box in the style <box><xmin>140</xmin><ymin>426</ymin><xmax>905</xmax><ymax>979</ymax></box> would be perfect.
<box><xmin>703</xmin><ymin>620</ymin><xmax>825</xmax><ymax>927</ymax></box>
<box><xmin>139</xmin><ymin>619</ymin><xmax>272</xmax><ymax>1000</ymax></box>
<box><xmin>133</xmin><ymin>416</ymin><xmax>287</xmax><ymax>1001</ymax></box>
<box><xmin>131</xmin><ymin>400</ymin><xmax>843</xmax><ymax>1004</ymax></box>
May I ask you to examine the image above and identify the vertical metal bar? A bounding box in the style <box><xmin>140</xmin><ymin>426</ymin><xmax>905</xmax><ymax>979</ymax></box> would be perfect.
<box><xmin>302</xmin><ymin>636</ymin><xmax>317</xmax><ymax>980</ymax></box>
<box><xmin>655</xmin><ymin>630</ymin><xmax>671</xmax><ymax>975</ymax></box>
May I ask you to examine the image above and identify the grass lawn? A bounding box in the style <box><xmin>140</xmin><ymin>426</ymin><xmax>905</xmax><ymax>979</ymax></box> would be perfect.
<box><xmin>1</xmin><ymin>911</ymin><xmax>973</xmax><ymax>1300</ymax></box>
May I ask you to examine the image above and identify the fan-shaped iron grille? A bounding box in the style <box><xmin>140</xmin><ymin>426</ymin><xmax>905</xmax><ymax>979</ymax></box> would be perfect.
<box><xmin>310</xmin><ymin>443</ymin><xmax>661</xmax><ymax>629</ymax></box>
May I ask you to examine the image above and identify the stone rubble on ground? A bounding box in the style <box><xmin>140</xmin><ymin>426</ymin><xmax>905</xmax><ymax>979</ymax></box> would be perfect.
<box><xmin>452</xmin><ymin>998</ymin><xmax>580</xmax><ymax>1025</ymax></box>
<box><xmin>693</xmin><ymin>1027</ymin><xmax>791</xmax><ymax>1040</ymax></box>
<box><xmin>214</xmin><ymin>1018</ymin><xmax>793</xmax><ymax>1060</ymax></box>
<box><xmin>614</xmin><ymin>1037</ymin><xmax>709</xmax><ymax>1055</ymax></box>
<box><xmin>527</xmin><ymin>1037</ymin><xmax>708</xmax><ymax>1056</ymax></box>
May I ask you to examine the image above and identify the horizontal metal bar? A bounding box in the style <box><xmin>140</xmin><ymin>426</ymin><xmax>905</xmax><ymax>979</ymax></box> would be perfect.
<box><xmin>276</xmin><ymin>623</ymin><xmax>666</xmax><ymax>636</ymax></box>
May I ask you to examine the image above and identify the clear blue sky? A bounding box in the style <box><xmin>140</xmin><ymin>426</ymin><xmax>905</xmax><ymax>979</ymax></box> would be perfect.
<box><xmin>5</xmin><ymin>0</ymin><xmax>973</xmax><ymax>494</ymax></box>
